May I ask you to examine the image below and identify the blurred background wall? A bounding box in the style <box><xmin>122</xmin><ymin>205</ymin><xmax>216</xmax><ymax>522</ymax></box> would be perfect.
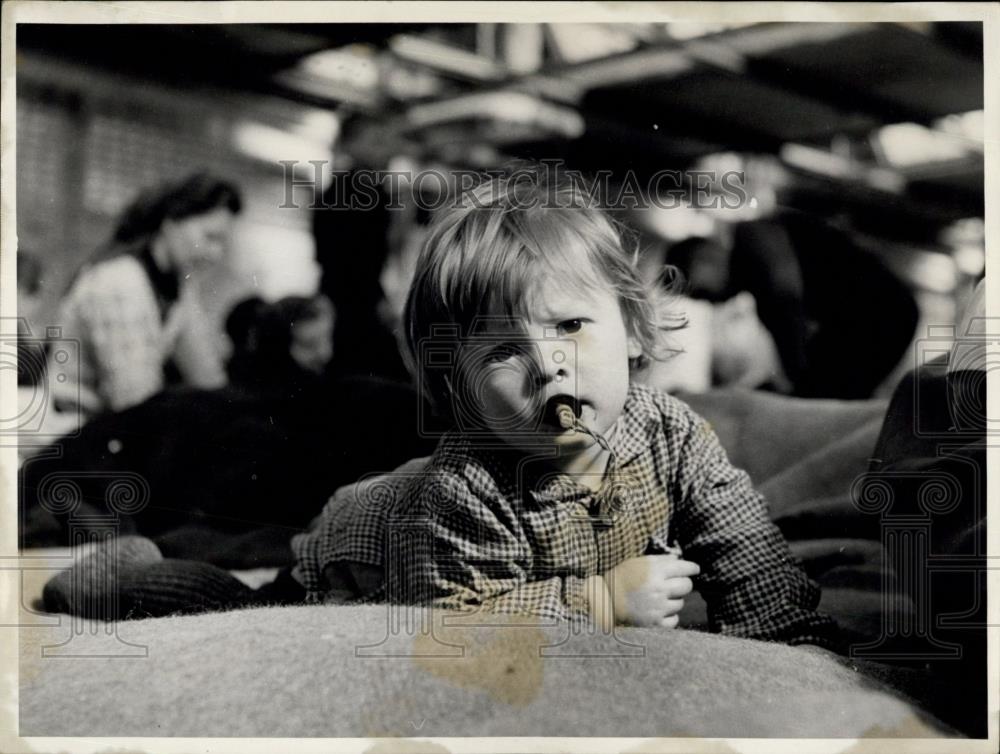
<box><xmin>16</xmin><ymin>49</ymin><xmax>331</xmax><ymax>343</ymax></box>
<box><xmin>15</xmin><ymin>21</ymin><xmax>986</xmax><ymax>397</ymax></box>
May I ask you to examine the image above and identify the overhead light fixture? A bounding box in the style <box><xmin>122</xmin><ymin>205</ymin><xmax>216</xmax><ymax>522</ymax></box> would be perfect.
<box><xmin>876</xmin><ymin>122</ymin><xmax>973</xmax><ymax>168</ymax></box>
<box><xmin>665</xmin><ymin>22</ymin><xmax>759</xmax><ymax>41</ymax></box>
<box><xmin>561</xmin><ymin>46</ymin><xmax>693</xmax><ymax>89</ymax></box>
<box><xmin>780</xmin><ymin>143</ymin><xmax>850</xmax><ymax>178</ymax></box>
<box><xmin>546</xmin><ymin>24</ymin><xmax>639</xmax><ymax>64</ymax></box>
<box><xmin>233</xmin><ymin>119</ymin><xmax>334</xmax><ymax>169</ymax></box>
<box><xmin>274</xmin><ymin>45</ymin><xmax>381</xmax><ymax>108</ymax></box>
<box><xmin>723</xmin><ymin>23</ymin><xmax>867</xmax><ymax>56</ymax></box>
<box><xmin>780</xmin><ymin>142</ymin><xmax>905</xmax><ymax>193</ymax></box>
<box><xmin>389</xmin><ymin>34</ymin><xmax>506</xmax><ymax>82</ymax></box>
<box><xmin>383</xmin><ymin>64</ymin><xmax>445</xmax><ymax>100</ymax></box>
<box><xmin>298</xmin><ymin>45</ymin><xmax>379</xmax><ymax>90</ymax></box>
<box><xmin>933</xmin><ymin>110</ymin><xmax>984</xmax><ymax>149</ymax></box>
<box><xmin>405</xmin><ymin>91</ymin><xmax>584</xmax><ymax>140</ymax></box>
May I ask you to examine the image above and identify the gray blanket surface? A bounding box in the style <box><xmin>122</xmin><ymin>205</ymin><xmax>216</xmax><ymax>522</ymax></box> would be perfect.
<box><xmin>20</xmin><ymin>603</ymin><xmax>951</xmax><ymax>738</ymax></box>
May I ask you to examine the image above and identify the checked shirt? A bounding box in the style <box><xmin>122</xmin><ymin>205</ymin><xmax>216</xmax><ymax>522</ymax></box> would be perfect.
<box><xmin>292</xmin><ymin>383</ymin><xmax>841</xmax><ymax>647</ymax></box>
<box><xmin>51</xmin><ymin>255</ymin><xmax>225</xmax><ymax>418</ymax></box>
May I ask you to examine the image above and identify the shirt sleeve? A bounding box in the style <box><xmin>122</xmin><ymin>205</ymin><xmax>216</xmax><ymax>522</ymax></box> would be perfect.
<box><xmin>79</xmin><ymin>270</ymin><xmax>165</xmax><ymax>412</ymax></box>
<box><xmin>668</xmin><ymin>405</ymin><xmax>843</xmax><ymax>650</ymax></box>
<box><xmin>391</xmin><ymin>470</ymin><xmax>595</xmax><ymax>622</ymax></box>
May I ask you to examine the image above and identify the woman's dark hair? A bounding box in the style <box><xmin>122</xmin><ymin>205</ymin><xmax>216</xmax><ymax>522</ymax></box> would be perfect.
<box><xmin>111</xmin><ymin>172</ymin><xmax>242</xmax><ymax>245</ymax></box>
<box><xmin>78</xmin><ymin>172</ymin><xmax>242</xmax><ymax>274</ymax></box>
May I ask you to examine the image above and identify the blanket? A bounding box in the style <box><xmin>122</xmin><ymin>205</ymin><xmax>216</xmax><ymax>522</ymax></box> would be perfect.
<box><xmin>18</xmin><ymin>603</ymin><xmax>953</xmax><ymax>738</ymax></box>
<box><xmin>20</xmin><ymin>378</ymin><xmax>440</xmax><ymax>567</ymax></box>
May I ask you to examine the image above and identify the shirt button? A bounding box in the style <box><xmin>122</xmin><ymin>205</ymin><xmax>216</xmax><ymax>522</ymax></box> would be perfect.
<box><xmin>609</xmin><ymin>491</ymin><xmax>632</xmax><ymax>514</ymax></box>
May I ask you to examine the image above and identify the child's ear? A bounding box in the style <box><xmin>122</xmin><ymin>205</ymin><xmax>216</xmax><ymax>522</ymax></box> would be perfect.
<box><xmin>627</xmin><ymin>332</ymin><xmax>643</xmax><ymax>360</ymax></box>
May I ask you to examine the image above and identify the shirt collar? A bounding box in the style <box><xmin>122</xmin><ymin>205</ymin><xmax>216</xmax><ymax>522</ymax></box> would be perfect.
<box><xmin>608</xmin><ymin>382</ymin><xmax>661</xmax><ymax>467</ymax></box>
<box><xmin>137</xmin><ymin>244</ymin><xmax>180</xmax><ymax>311</ymax></box>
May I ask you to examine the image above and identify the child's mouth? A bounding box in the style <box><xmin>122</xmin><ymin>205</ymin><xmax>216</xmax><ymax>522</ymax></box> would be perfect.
<box><xmin>543</xmin><ymin>395</ymin><xmax>583</xmax><ymax>430</ymax></box>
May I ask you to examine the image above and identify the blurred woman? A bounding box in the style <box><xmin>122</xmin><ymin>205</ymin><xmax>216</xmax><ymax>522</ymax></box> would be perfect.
<box><xmin>50</xmin><ymin>173</ymin><xmax>241</xmax><ymax>422</ymax></box>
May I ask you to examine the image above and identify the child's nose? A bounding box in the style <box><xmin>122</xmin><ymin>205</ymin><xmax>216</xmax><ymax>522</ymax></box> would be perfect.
<box><xmin>533</xmin><ymin>339</ymin><xmax>573</xmax><ymax>387</ymax></box>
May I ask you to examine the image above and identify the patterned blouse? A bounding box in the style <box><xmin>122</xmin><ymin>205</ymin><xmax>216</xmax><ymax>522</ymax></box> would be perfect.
<box><xmin>292</xmin><ymin>383</ymin><xmax>841</xmax><ymax>647</ymax></box>
<box><xmin>50</xmin><ymin>254</ymin><xmax>224</xmax><ymax>418</ymax></box>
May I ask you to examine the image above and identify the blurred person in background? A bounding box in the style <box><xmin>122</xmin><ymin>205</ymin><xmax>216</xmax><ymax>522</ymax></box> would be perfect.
<box><xmin>621</xmin><ymin>198</ymin><xmax>790</xmax><ymax>395</ymax></box>
<box><xmin>225</xmin><ymin>294</ymin><xmax>335</xmax><ymax>399</ymax></box>
<box><xmin>48</xmin><ymin>173</ymin><xmax>241</xmax><ymax>427</ymax></box>
<box><xmin>664</xmin><ymin>215</ymin><xmax>920</xmax><ymax>399</ymax></box>
<box><xmin>223</xmin><ymin>291</ymin><xmax>441</xmax><ymax>471</ymax></box>
<box><xmin>313</xmin><ymin>113</ymin><xmax>416</xmax><ymax>383</ymax></box>
<box><xmin>23</xmin><ymin>289</ymin><xmax>439</xmax><ymax>566</ymax></box>
<box><xmin>630</xmin><ymin>155</ymin><xmax>920</xmax><ymax>399</ymax></box>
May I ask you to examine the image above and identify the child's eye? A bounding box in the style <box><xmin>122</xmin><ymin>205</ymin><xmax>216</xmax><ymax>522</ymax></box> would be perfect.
<box><xmin>557</xmin><ymin>319</ymin><xmax>584</xmax><ymax>335</ymax></box>
<box><xmin>484</xmin><ymin>343</ymin><xmax>522</xmax><ymax>363</ymax></box>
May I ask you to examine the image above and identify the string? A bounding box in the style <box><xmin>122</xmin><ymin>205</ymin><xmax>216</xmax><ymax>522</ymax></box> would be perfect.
<box><xmin>554</xmin><ymin>403</ymin><xmax>618</xmax><ymax>470</ymax></box>
<box><xmin>556</xmin><ymin>402</ymin><xmax>681</xmax><ymax>555</ymax></box>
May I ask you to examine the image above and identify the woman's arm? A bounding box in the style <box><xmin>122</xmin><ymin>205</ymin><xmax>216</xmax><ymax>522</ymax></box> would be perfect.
<box><xmin>168</xmin><ymin>285</ymin><xmax>227</xmax><ymax>390</ymax></box>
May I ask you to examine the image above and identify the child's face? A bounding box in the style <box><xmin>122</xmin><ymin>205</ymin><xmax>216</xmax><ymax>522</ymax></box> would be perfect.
<box><xmin>290</xmin><ymin>313</ymin><xmax>334</xmax><ymax>375</ymax></box>
<box><xmin>456</xmin><ymin>266</ymin><xmax>640</xmax><ymax>458</ymax></box>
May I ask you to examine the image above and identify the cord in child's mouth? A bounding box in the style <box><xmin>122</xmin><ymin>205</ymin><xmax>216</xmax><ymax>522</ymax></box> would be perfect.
<box><xmin>546</xmin><ymin>396</ymin><xmax>614</xmax><ymax>457</ymax></box>
<box><xmin>555</xmin><ymin>403</ymin><xmax>576</xmax><ymax>430</ymax></box>
<box><xmin>545</xmin><ymin>394</ymin><xmax>581</xmax><ymax>428</ymax></box>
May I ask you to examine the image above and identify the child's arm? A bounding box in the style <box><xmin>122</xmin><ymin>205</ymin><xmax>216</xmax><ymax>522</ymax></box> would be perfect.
<box><xmin>668</xmin><ymin>405</ymin><xmax>843</xmax><ymax>649</ymax></box>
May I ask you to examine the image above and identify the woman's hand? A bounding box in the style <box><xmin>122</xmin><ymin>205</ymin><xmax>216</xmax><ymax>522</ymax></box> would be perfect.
<box><xmin>604</xmin><ymin>554</ymin><xmax>700</xmax><ymax>627</ymax></box>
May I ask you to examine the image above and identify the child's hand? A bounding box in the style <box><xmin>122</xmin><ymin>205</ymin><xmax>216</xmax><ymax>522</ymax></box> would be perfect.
<box><xmin>604</xmin><ymin>555</ymin><xmax>700</xmax><ymax>627</ymax></box>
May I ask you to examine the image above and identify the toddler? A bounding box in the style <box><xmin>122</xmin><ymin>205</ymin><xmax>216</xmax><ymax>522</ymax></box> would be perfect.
<box><xmin>292</xmin><ymin>170</ymin><xmax>840</xmax><ymax>646</ymax></box>
<box><xmin>45</xmin><ymin>169</ymin><xmax>841</xmax><ymax>648</ymax></box>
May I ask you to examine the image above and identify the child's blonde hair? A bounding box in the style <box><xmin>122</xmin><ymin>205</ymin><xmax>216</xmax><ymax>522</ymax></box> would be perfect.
<box><xmin>404</xmin><ymin>167</ymin><xmax>683</xmax><ymax>413</ymax></box>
